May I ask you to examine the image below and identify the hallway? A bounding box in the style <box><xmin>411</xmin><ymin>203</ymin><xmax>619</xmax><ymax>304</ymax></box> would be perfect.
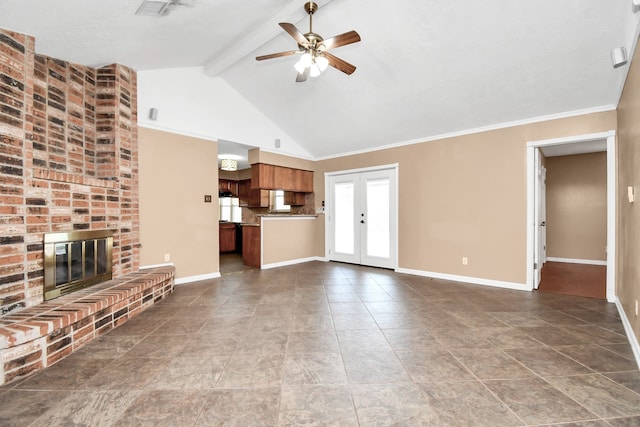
<box><xmin>539</xmin><ymin>261</ymin><xmax>607</xmax><ymax>299</ymax></box>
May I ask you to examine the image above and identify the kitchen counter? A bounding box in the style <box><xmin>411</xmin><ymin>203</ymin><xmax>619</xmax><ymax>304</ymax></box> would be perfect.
<box><xmin>239</xmin><ymin>215</ymin><xmax>319</xmax><ymax>268</ymax></box>
<box><xmin>256</xmin><ymin>214</ymin><xmax>318</xmax><ymax>218</ymax></box>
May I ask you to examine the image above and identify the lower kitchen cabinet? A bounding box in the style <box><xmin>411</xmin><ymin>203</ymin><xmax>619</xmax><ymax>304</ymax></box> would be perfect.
<box><xmin>242</xmin><ymin>225</ymin><xmax>260</xmax><ymax>268</ymax></box>
<box><xmin>219</xmin><ymin>222</ymin><xmax>236</xmax><ymax>253</ymax></box>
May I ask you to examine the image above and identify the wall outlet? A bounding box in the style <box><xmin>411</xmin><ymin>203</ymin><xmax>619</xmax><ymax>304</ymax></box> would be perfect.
<box><xmin>462</xmin><ymin>257</ymin><xmax>468</xmax><ymax>265</ymax></box>
<box><xmin>164</xmin><ymin>253</ymin><xmax>170</xmax><ymax>262</ymax></box>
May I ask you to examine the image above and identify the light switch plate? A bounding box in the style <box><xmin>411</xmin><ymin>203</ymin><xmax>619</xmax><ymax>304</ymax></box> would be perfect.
<box><xmin>628</xmin><ymin>186</ymin><xmax>635</xmax><ymax>203</ymax></box>
<box><xmin>204</xmin><ymin>195</ymin><xmax>212</xmax><ymax>203</ymax></box>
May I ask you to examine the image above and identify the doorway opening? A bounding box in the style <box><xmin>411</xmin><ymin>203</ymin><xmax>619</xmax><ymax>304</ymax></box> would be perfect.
<box><xmin>325</xmin><ymin>165</ymin><xmax>398</xmax><ymax>269</ymax></box>
<box><xmin>526</xmin><ymin>131</ymin><xmax>616</xmax><ymax>302</ymax></box>
<box><xmin>538</xmin><ymin>261</ymin><xmax>607</xmax><ymax>299</ymax></box>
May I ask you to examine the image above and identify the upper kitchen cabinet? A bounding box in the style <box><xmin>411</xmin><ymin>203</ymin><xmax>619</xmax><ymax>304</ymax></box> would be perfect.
<box><xmin>238</xmin><ymin>179</ymin><xmax>269</xmax><ymax>208</ymax></box>
<box><xmin>251</xmin><ymin>163</ymin><xmax>313</xmax><ymax>192</ymax></box>
<box><xmin>218</xmin><ymin>179</ymin><xmax>238</xmax><ymax>196</ymax></box>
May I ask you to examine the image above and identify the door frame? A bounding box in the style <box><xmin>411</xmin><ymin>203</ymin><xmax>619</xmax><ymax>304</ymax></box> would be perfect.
<box><xmin>324</xmin><ymin>163</ymin><xmax>399</xmax><ymax>269</ymax></box>
<box><xmin>525</xmin><ymin>130</ymin><xmax>616</xmax><ymax>302</ymax></box>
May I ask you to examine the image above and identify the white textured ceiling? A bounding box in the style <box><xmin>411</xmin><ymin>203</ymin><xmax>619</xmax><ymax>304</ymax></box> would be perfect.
<box><xmin>0</xmin><ymin>0</ymin><xmax>636</xmax><ymax>159</ymax></box>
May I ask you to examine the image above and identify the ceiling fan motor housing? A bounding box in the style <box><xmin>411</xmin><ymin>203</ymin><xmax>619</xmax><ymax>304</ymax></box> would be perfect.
<box><xmin>304</xmin><ymin>2</ymin><xmax>318</xmax><ymax>15</ymax></box>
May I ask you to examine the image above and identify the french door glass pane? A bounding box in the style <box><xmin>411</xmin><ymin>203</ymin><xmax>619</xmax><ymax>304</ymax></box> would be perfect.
<box><xmin>366</xmin><ymin>178</ymin><xmax>390</xmax><ymax>258</ymax></box>
<box><xmin>334</xmin><ymin>182</ymin><xmax>355</xmax><ymax>254</ymax></box>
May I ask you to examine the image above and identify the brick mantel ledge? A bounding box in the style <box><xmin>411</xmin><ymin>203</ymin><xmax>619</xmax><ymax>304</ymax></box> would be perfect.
<box><xmin>0</xmin><ymin>266</ymin><xmax>175</xmax><ymax>385</ymax></box>
<box><xmin>33</xmin><ymin>167</ymin><xmax>120</xmax><ymax>189</ymax></box>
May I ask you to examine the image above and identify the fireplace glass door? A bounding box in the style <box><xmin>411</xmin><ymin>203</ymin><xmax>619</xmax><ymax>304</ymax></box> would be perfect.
<box><xmin>44</xmin><ymin>230</ymin><xmax>113</xmax><ymax>301</ymax></box>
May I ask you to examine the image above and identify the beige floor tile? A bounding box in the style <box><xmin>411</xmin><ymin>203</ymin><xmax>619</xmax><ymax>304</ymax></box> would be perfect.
<box><xmin>397</xmin><ymin>348</ymin><xmax>475</xmax><ymax>383</ymax></box>
<box><xmin>417</xmin><ymin>380</ymin><xmax>523</xmax><ymax>426</ymax></box>
<box><xmin>505</xmin><ymin>347</ymin><xmax>593</xmax><ymax>377</ymax></box>
<box><xmin>544</xmin><ymin>374</ymin><xmax>640</xmax><ymax>418</ymax></box>
<box><xmin>287</xmin><ymin>330</ymin><xmax>340</xmax><ymax>353</ymax></box>
<box><xmin>450</xmin><ymin>348</ymin><xmax>536</xmax><ymax>380</ymax></box>
<box><xmin>147</xmin><ymin>356</ymin><xmax>228</xmax><ymax>389</ymax></box>
<box><xmin>195</xmin><ymin>388</ymin><xmax>280</xmax><ymax>427</ymax></box>
<box><xmin>113</xmin><ymin>390</ymin><xmax>208</xmax><ymax>427</ymax></box>
<box><xmin>283</xmin><ymin>352</ymin><xmax>347</xmax><ymax>385</ymax></box>
<box><xmin>216</xmin><ymin>352</ymin><xmax>285</xmax><ymax>388</ymax></box>
<box><xmin>279</xmin><ymin>385</ymin><xmax>358</xmax><ymax>426</ymax></box>
<box><xmin>484</xmin><ymin>377</ymin><xmax>598</xmax><ymax>425</ymax></box>
<box><xmin>342</xmin><ymin>350</ymin><xmax>411</xmax><ymax>384</ymax></box>
<box><xmin>30</xmin><ymin>390</ymin><xmax>141</xmax><ymax>427</ymax></box>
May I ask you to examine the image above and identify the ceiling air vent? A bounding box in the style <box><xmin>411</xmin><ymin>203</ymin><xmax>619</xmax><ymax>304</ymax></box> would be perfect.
<box><xmin>135</xmin><ymin>1</ymin><xmax>171</xmax><ymax>16</ymax></box>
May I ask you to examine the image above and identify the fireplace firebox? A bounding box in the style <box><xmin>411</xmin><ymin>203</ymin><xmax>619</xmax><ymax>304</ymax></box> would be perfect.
<box><xmin>43</xmin><ymin>230</ymin><xmax>113</xmax><ymax>301</ymax></box>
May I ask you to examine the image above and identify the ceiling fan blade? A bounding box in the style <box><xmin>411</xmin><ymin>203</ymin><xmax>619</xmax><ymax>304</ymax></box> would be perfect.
<box><xmin>321</xmin><ymin>30</ymin><xmax>361</xmax><ymax>50</ymax></box>
<box><xmin>279</xmin><ymin>22</ymin><xmax>309</xmax><ymax>46</ymax></box>
<box><xmin>324</xmin><ymin>52</ymin><xmax>356</xmax><ymax>75</ymax></box>
<box><xmin>296</xmin><ymin>67</ymin><xmax>310</xmax><ymax>83</ymax></box>
<box><xmin>256</xmin><ymin>50</ymin><xmax>299</xmax><ymax>61</ymax></box>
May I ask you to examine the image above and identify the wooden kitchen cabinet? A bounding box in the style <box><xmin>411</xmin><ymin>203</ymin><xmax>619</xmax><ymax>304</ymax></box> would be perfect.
<box><xmin>218</xmin><ymin>179</ymin><xmax>237</xmax><ymax>195</ymax></box>
<box><xmin>274</xmin><ymin>166</ymin><xmax>293</xmax><ymax>190</ymax></box>
<box><xmin>219</xmin><ymin>222</ymin><xmax>236</xmax><ymax>253</ymax></box>
<box><xmin>248</xmin><ymin>189</ymin><xmax>269</xmax><ymax>208</ymax></box>
<box><xmin>284</xmin><ymin>191</ymin><xmax>305</xmax><ymax>206</ymax></box>
<box><xmin>242</xmin><ymin>225</ymin><xmax>261</xmax><ymax>268</ymax></box>
<box><xmin>251</xmin><ymin>163</ymin><xmax>313</xmax><ymax>192</ymax></box>
<box><xmin>251</xmin><ymin>164</ymin><xmax>275</xmax><ymax>189</ymax></box>
<box><xmin>239</xmin><ymin>178</ymin><xmax>269</xmax><ymax>207</ymax></box>
<box><xmin>298</xmin><ymin>170</ymin><xmax>313</xmax><ymax>192</ymax></box>
<box><xmin>237</xmin><ymin>179</ymin><xmax>251</xmax><ymax>206</ymax></box>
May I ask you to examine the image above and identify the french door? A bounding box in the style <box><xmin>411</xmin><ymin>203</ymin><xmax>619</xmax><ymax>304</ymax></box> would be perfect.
<box><xmin>328</xmin><ymin>167</ymin><xmax>397</xmax><ymax>269</ymax></box>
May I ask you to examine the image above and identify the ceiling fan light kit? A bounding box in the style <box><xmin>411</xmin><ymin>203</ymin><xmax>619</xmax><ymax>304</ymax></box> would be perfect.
<box><xmin>256</xmin><ymin>1</ymin><xmax>361</xmax><ymax>82</ymax></box>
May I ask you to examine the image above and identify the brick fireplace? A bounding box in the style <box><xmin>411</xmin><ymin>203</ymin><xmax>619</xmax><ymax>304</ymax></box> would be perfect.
<box><xmin>0</xmin><ymin>28</ymin><xmax>139</xmax><ymax>315</ymax></box>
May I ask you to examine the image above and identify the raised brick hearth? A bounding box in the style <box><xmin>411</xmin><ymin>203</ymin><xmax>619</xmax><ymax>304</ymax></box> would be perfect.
<box><xmin>0</xmin><ymin>28</ymin><xmax>139</xmax><ymax>314</ymax></box>
<box><xmin>0</xmin><ymin>266</ymin><xmax>174</xmax><ymax>385</ymax></box>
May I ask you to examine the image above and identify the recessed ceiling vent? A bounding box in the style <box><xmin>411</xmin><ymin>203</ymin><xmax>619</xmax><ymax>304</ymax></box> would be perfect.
<box><xmin>135</xmin><ymin>0</ymin><xmax>178</xmax><ymax>17</ymax></box>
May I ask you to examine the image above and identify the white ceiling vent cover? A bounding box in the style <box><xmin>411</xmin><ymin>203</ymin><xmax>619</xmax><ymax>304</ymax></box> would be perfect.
<box><xmin>135</xmin><ymin>1</ymin><xmax>171</xmax><ymax>17</ymax></box>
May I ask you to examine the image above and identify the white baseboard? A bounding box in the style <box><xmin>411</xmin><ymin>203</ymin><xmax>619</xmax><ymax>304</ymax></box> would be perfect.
<box><xmin>546</xmin><ymin>257</ymin><xmax>607</xmax><ymax>266</ymax></box>
<box><xmin>396</xmin><ymin>268</ymin><xmax>529</xmax><ymax>292</ymax></box>
<box><xmin>139</xmin><ymin>262</ymin><xmax>174</xmax><ymax>269</ymax></box>
<box><xmin>174</xmin><ymin>272</ymin><xmax>221</xmax><ymax>285</ymax></box>
<box><xmin>261</xmin><ymin>256</ymin><xmax>325</xmax><ymax>270</ymax></box>
<box><xmin>615</xmin><ymin>298</ymin><xmax>640</xmax><ymax>370</ymax></box>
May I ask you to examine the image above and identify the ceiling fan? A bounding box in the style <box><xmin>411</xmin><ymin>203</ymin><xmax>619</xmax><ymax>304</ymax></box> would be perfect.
<box><xmin>256</xmin><ymin>1</ymin><xmax>361</xmax><ymax>82</ymax></box>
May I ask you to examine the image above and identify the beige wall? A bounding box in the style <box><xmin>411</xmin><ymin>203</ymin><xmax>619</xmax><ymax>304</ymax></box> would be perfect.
<box><xmin>261</xmin><ymin>217</ymin><xmax>323</xmax><ymax>265</ymax></box>
<box><xmin>617</xmin><ymin>42</ymin><xmax>640</xmax><ymax>343</ymax></box>
<box><xmin>315</xmin><ymin>111</ymin><xmax>616</xmax><ymax>285</ymax></box>
<box><xmin>249</xmin><ymin>148</ymin><xmax>315</xmax><ymax>171</ymax></box>
<box><xmin>545</xmin><ymin>152</ymin><xmax>607</xmax><ymax>261</ymax></box>
<box><xmin>139</xmin><ymin>127</ymin><xmax>219</xmax><ymax>279</ymax></box>
<box><xmin>219</xmin><ymin>169</ymin><xmax>252</xmax><ymax>180</ymax></box>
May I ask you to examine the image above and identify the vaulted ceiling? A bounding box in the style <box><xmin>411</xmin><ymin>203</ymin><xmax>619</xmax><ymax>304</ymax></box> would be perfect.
<box><xmin>1</xmin><ymin>0</ymin><xmax>638</xmax><ymax>159</ymax></box>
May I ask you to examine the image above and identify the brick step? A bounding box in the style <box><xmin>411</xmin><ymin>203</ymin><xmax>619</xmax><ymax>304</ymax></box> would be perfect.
<box><xmin>0</xmin><ymin>266</ymin><xmax>175</xmax><ymax>385</ymax></box>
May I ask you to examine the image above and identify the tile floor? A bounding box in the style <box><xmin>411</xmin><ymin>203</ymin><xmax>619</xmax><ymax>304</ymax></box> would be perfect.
<box><xmin>1</xmin><ymin>261</ymin><xmax>639</xmax><ymax>426</ymax></box>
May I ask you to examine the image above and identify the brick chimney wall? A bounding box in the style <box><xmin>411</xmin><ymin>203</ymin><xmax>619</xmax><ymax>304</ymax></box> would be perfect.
<box><xmin>0</xmin><ymin>28</ymin><xmax>139</xmax><ymax>315</ymax></box>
